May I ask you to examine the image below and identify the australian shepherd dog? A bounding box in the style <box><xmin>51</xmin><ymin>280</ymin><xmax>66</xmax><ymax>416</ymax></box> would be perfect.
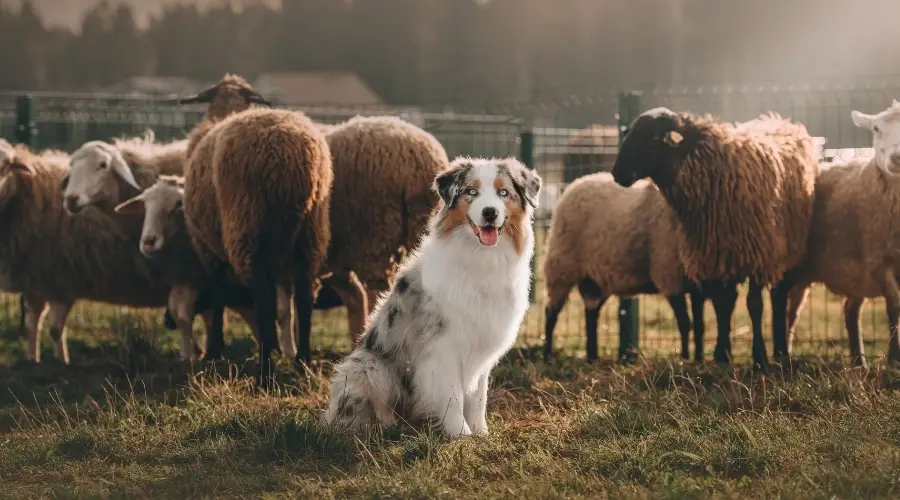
<box><xmin>325</xmin><ymin>156</ymin><xmax>542</xmax><ymax>437</ymax></box>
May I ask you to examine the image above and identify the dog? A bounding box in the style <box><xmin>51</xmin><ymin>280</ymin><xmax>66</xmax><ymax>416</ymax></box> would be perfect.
<box><xmin>324</xmin><ymin>156</ymin><xmax>542</xmax><ymax>438</ymax></box>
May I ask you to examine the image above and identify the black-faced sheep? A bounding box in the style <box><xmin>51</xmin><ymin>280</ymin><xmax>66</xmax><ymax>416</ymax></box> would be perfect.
<box><xmin>180</xmin><ymin>73</ymin><xmax>333</xmax><ymax>386</ymax></box>
<box><xmin>0</xmin><ymin>141</ymin><xmax>176</xmax><ymax>363</ymax></box>
<box><xmin>321</xmin><ymin>115</ymin><xmax>449</xmax><ymax>345</ymax></box>
<box><xmin>543</xmin><ymin>172</ymin><xmax>708</xmax><ymax>363</ymax></box>
<box><xmin>612</xmin><ymin>108</ymin><xmax>819</xmax><ymax>369</ymax></box>
<box><xmin>784</xmin><ymin>101</ymin><xmax>900</xmax><ymax>366</ymax></box>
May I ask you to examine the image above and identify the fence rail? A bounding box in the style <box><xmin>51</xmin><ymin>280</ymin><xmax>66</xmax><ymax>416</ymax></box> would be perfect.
<box><xmin>0</xmin><ymin>83</ymin><xmax>896</xmax><ymax>364</ymax></box>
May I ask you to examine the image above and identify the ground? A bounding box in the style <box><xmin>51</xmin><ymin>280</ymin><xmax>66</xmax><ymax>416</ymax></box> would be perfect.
<box><xmin>0</xmin><ymin>295</ymin><xmax>899</xmax><ymax>499</ymax></box>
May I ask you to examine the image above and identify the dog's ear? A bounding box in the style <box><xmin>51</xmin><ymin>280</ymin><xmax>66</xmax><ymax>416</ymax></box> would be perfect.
<box><xmin>434</xmin><ymin>161</ymin><xmax>471</xmax><ymax>208</ymax></box>
<box><xmin>508</xmin><ymin>161</ymin><xmax>542</xmax><ymax>210</ymax></box>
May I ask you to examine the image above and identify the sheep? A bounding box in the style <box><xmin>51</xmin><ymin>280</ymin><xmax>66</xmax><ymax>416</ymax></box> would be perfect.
<box><xmin>61</xmin><ymin>132</ymin><xmax>186</xmax><ymax>214</ymax></box>
<box><xmin>543</xmin><ymin>171</ymin><xmax>708</xmax><ymax>363</ymax></box>
<box><xmin>179</xmin><ymin>73</ymin><xmax>333</xmax><ymax>386</ymax></box>
<box><xmin>612</xmin><ymin>108</ymin><xmax>819</xmax><ymax>369</ymax></box>
<box><xmin>0</xmin><ymin>141</ymin><xmax>182</xmax><ymax>364</ymax></box>
<box><xmin>783</xmin><ymin>101</ymin><xmax>900</xmax><ymax>366</ymax></box>
<box><xmin>321</xmin><ymin>115</ymin><xmax>448</xmax><ymax>345</ymax></box>
<box><xmin>116</xmin><ymin>175</ymin><xmax>343</xmax><ymax>353</ymax></box>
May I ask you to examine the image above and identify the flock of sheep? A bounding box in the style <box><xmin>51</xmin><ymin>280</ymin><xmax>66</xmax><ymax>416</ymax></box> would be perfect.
<box><xmin>2</xmin><ymin>72</ymin><xmax>898</xmax><ymax>387</ymax></box>
<box><xmin>1</xmin><ymin>73</ymin><xmax>449</xmax><ymax>387</ymax></box>
<box><xmin>544</xmin><ymin>101</ymin><xmax>900</xmax><ymax>370</ymax></box>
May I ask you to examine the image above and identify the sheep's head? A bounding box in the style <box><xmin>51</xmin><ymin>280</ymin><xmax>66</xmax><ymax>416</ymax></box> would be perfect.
<box><xmin>114</xmin><ymin>175</ymin><xmax>184</xmax><ymax>257</ymax></box>
<box><xmin>612</xmin><ymin>107</ymin><xmax>687</xmax><ymax>189</ymax></box>
<box><xmin>63</xmin><ymin>141</ymin><xmax>143</xmax><ymax>214</ymax></box>
<box><xmin>178</xmin><ymin>73</ymin><xmax>272</xmax><ymax>121</ymax></box>
<box><xmin>0</xmin><ymin>146</ymin><xmax>36</xmax><ymax>214</ymax></box>
<box><xmin>851</xmin><ymin>99</ymin><xmax>900</xmax><ymax>176</ymax></box>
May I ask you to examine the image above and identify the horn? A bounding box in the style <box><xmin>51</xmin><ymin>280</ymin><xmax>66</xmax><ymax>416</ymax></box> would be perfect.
<box><xmin>239</xmin><ymin>87</ymin><xmax>272</xmax><ymax>107</ymax></box>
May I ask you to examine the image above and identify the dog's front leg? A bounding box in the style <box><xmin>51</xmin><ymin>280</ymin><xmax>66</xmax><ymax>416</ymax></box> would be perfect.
<box><xmin>464</xmin><ymin>372</ymin><xmax>490</xmax><ymax>436</ymax></box>
<box><xmin>416</xmin><ymin>361</ymin><xmax>472</xmax><ymax>438</ymax></box>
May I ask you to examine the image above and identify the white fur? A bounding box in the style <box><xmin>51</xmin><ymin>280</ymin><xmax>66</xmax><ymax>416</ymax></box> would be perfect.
<box><xmin>851</xmin><ymin>100</ymin><xmax>900</xmax><ymax>176</ymax></box>
<box><xmin>325</xmin><ymin>157</ymin><xmax>539</xmax><ymax>438</ymax></box>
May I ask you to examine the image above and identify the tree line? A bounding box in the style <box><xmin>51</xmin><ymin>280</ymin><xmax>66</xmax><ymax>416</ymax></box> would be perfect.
<box><xmin>2</xmin><ymin>0</ymin><xmax>897</xmax><ymax>107</ymax></box>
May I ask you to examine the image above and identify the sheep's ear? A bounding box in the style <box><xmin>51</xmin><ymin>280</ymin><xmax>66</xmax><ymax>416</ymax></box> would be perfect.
<box><xmin>109</xmin><ymin>152</ymin><xmax>143</xmax><ymax>192</ymax></box>
<box><xmin>9</xmin><ymin>158</ymin><xmax>35</xmax><ymax>177</ymax></box>
<box><xmin>434</xmin><ymin>162</ymin><xmax>471</xmax><ymax>207</ymax></box>
<box><xmin>114</xmin><ymin>195</ymin><xmax>146</xmax><ymax>214</ymax></box>
<box><xmin>59</xmin><ymin>172</ymin><xmax>69</xmax><ymax>189</ymax></box>
<box><xmin>178</xmin><ymin>84</ymin><xmax>219</xmax><ymax>104</ymax></box>
<box><xmin>851</xmin><ymin>110</ymin><xmax>875</xmax><ymax>131</ymax></box>
<box><xmin>239</xmin><ymin>87</ymin><xmax>272</xmax><ymax>107</ymax></box>
<box><xmin>508</xmin><ymin>162</ymin><xmax>542</xmax><ymax>210</ymax></box>
<box><xmin>663</xmin><ymin>129</ymin><xmax>684</xmax><ymax>147</ymax></box>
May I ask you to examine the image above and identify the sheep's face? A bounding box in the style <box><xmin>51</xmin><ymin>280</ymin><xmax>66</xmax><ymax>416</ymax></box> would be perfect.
<box><xmin>0</xmin><ymin>149</ymin><xmax>35</xmax><ymax>214</ymax></box>
<box><xmin>63</xmin><ymin>142</ymin><xmax>142</xmax><ymax>214</ymax></box>
<box><xmin>851</xmin><ymin>100</ymin><xmax>900</xmax><ymax>175</ymax></box>
<box><xmin>114</xmin><ymin>178</ymin><xmax>184</xmax><ymax>258</ymax></box>
<box><xmin>434</xmin><ymin>157</ymin><xmax>540</xmax><ymax>249</ymax></box>
<box><xmin>612</xmin><ymin>107</ymin><xmax>684</xmax><ymax>189</ymax></box>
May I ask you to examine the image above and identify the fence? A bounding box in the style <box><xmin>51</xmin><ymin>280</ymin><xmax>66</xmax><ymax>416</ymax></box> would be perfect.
<box><xmin>0</xmin><ymin>81</ymin><xmax>897</xmax><ymax>364</ymax></box>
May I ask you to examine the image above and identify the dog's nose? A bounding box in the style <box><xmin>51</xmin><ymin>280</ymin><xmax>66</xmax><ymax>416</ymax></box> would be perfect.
<box><xmin>143</xmin><ymin>236</ymin><xmax>157</xmax><ymax>247</ymax></box>
<box><xmin>65</xmin><ymin>195</ymin><xmax>81</xmax><ymax>213</ymax></box>
<box><xmin>482</xmin><ymin>207</ymin><xmax>499</xmax><ymax>223</ymax></box>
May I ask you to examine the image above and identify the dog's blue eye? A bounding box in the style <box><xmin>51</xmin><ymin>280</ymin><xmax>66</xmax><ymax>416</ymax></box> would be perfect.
<box><xmin>466</xmin><ymin>188</ymin><xmax>478</xmax><ymax>196</ymax></box>
<box><xmin>498</xmin><ymin>189</ymin><xmax>509</xmax><ymax>197</ymax></box>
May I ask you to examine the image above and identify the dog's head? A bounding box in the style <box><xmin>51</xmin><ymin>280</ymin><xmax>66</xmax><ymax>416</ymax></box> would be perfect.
<box><xmin>433</xmin><ymin>157</ymin><xmax>541</xmax><ymax>251</ymax></box>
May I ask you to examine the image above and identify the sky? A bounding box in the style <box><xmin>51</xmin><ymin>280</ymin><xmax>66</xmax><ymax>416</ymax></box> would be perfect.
<box><xmin>3</xmin><ymin>0</ymin><xmax>282</xmax><ymax>31</ymax></box>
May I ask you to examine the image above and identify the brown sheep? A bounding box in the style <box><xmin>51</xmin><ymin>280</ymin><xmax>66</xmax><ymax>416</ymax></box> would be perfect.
<box><xmin>543</xmin><ymin>172</ymin><xmax>708</xmax><ymax>363</ymax></box>
<box><xmin>612</xmin><ymin>108</ymin><xmax>819</xmax><ymax>369</ymax></box>
<box><xmin>322</xmin><ymin>115</ymin><xmax>448</xmax><ymax>345</ymax></box>
<box><xmin>0</xmin><ymin>142</ymin><xmax>174</xmax><ymax>363</ymax></box>
<box><xmin>784</xmin><ymin>101</ymin><xmax>900</xmax><ymax>366</ymax></box>
<box><xmin>180</xmin><ymin>73</ymin><xmax>333</xmax><ymax>386</ymax></box>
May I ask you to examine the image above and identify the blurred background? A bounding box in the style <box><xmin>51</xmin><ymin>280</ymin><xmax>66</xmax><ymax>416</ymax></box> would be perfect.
<box><xmin>1</xmin><ymin>0</ymin><xmax>899</xmax><ymax>362</ymax></box>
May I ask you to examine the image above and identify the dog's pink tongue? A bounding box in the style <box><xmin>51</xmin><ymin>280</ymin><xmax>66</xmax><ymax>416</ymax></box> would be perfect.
<box><xmin>478</xmin><ymin>226</ymin><xmax>499</xmax><ymax>246</ymax></box>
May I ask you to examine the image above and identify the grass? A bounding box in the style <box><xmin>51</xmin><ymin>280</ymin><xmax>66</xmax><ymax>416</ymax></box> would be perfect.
<box><xmin>0</xmin><ymin>226</ymin><xmax>899</xmax><ymax>498</ymax></box>
<box><xmin>1</xmin><ymin>305</ymin><xmax>899</xmax><ymax>498</ymax></box>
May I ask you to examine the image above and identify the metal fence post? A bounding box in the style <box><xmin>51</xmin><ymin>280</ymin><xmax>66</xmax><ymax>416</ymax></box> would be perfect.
<box><xmin>518</xmin><ymin>129</ymin><xmax>536</xmax><ymax>305</ymax></box>
<box><xmin>617</xmin><ymin>91</ymin><xmax>642</xmax><ymax>363</ymax></box>
<box><xmin>15</xmin><ymin>95</ymin><xmax>36</xmax><ymax>334</ymax></box>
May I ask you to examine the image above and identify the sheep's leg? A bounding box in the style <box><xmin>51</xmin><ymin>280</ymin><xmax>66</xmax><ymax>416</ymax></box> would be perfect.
<box><xmin>747</xmin><ymin>282</ymin><xmax>768</xmax><ymax>371</ymax></box>
<box><xmin>327</xmin><ymin>275</ymin><xmax>368</xmax><ymax>348</ymax></box>
<box><xmin>689</xmin><ymin>289</ymin><xmax>706</xmax><ymax>363</ymax></box>
<box><xmin>46</xmin><ymin>301</ymin><xmax>74</xmax><ymax>365</ymax></box>
<box><xmin>666</xmin><ymin>294</ymin><xmax>691</xmax><ymax>360</ymax></box>
<box><xmin>168</xmin><ymin>286</ymin><xmax>200</xmax><ymax>361</ymax></box>
<box><xmin>708</xmin><ymin>281</ymin><xmax>737</xmax><ymax>365</ymax></box>
<box><xmin>578</xmin><ymin>279</ymin><xmax>606</xmax><ymax>363</ymax></box>
<box><xmin>23</xmin><ymin>294</ymin><xmax>48</xmax><ymax>363</ymax></box>
<box><xmin>275</xmin><ymin>285</ymin><xmax>296</xmax><ymax>358</ymax></box>
<box><xmin>786</xmin><ymin>284</ymin><xmax>811</xmax><ymax>349</ymax></box>
<box><xmin>543</xmin><ymin>288</ymin><xmax>569</xmax><ymax>364</ymax></box>
<box><xmin>203</xmin><ymin>263</ymin><xmax>228</xmax><ymax>361</ymax></box>
<box><xmin>844</xmin><ymin>296</ymin><xmax>866</xmax><ymax>368</ymax></box>
<box><xmin>878</xmin><ymin>269</ymin><xmax>900</xmax><ymax>364</ymax></box>
<box><xmin>293</xmin><ymin>273</ymin><xmax>316</xmax><ymax>368</ymax></box>
<box><xmin>770</xmin><ymin>270</ymin><xmax>801</xmax><ymax>362</ymax></box>
<box><xmin>252</xmin><ymin>259</ymin><xmax>278</xmax><ymax>389</ymax></box>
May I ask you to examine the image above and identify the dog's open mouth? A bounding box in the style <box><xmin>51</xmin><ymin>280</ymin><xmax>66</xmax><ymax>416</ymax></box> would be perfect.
<box><xmin>469</xmin><ymin>219</ymin><xmax>503</xmax><ymax>246</ymax></box>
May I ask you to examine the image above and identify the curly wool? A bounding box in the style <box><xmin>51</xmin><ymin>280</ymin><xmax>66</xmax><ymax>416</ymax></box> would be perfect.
<box><xmin>324</xmin><ymin>115</ymin><xmax>448</xmax><ymax>292</ymax></box>
<box><xmin>0</xmin><ymin>145</ymin><xmax>169</xmax><ymax>306</ymax></box>
<box><xmin>665</xmin><ymin>113</ymin><xmax>818</xmax><ymax>285</ymax></box>
<box><xmin>543</xmin><ymin>172</ymin><xmax>686</xmax><ymax>304</ymax></box>
<box><xmin>184</xmin><ymin>107</ymin><xmax>333</xmax><ymax>285</ymax></box>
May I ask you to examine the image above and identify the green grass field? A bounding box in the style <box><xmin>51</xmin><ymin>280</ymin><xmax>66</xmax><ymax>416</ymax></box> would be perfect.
<box><xmin>1</xmin><ymin>227</ymin><xmax>899</xmax><ymax>498</ymax></box>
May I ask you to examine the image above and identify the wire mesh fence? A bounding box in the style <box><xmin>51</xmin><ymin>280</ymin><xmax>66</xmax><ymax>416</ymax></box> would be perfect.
<box><xmin>0</xmin><ymin>82</ymin><xmax>896</xmax><ymax>364</ymax></box>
